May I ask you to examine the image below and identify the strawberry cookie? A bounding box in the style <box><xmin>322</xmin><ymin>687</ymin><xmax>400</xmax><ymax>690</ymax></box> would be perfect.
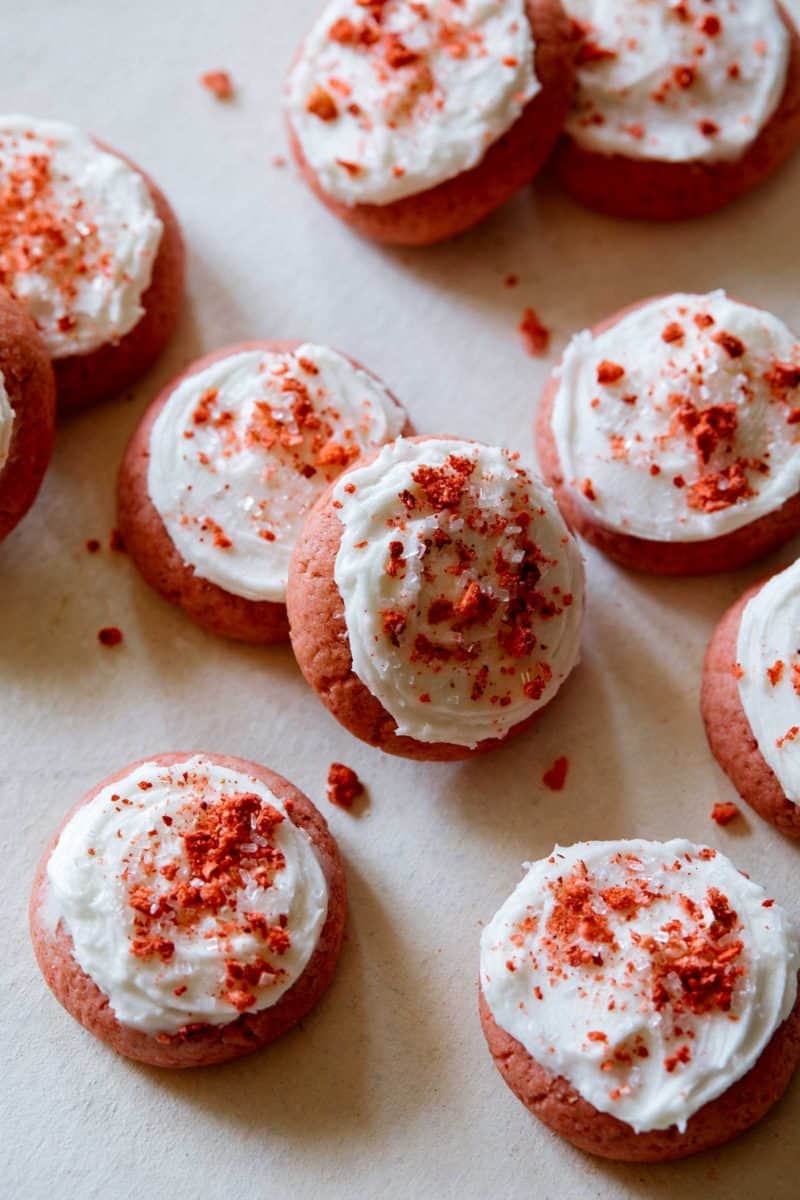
<box><xmin>118</xmin><ymin>341</ymin><xmax>407</xmax><ymax>643</ymax></box>
<box><xmin>30</xmin><ymin>752</ymin><xmax>347</xmax><ymax>1068</ymax></box>
<box><xmin>0</xmin><ymin>288</ymin><xmax>56</xmax><ymax>543</ymax></box>
<box><xmin>480</xmin><ymin>839</ymin><xmax>800</xmax><ymax>1161</ymax></box>
<box><xmin>285</xmin><ymin>0</ymin><xmax>575</xmax><ymax>245</ymax></box>
<box><xmin>536</xmin><ymin>291</ymin><xmax>800</xmax><ymax>575</ymax></box>
<box><xmin>287</xmin><ymin>436</ymin><xmax>585</xmax><ymax>761</ymax></box>
<box><xmin>703</xmin><ymin>559</ymin><xmax>800</xmax><ymax>839</ymax></box>
<box><xmin>554</xmin><ymin>0</ymin><xmax>800</xmax><ymax>219</ymax></box>
<box><xmin>0</xmin><ymin>115</ymin><xmax>184</xmax><ymax>411</ymax></box>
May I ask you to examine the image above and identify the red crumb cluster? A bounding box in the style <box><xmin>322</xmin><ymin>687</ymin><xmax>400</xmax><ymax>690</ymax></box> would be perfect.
<box><xmin>117</xmin><ymin>777</ymin><xmax>293</xmax><ymax>1016</ymax></box>
<box><xmin>588</xmin><ymin>302</ymin><xmax>800</xmax><ymax>516</ymax></box>
<box><xmin>302</xmin><ymin>1</ymin><xmax>526</xmax><ymax>177</ymax></box>
<box><xmin>571</xmin><ymin>5</ymin><xmax>760</xmax><ymax>146</ymax></box>
<box><xmin>181</xmin><ymin>351</ymin><xmax>372</xmax><ymax>551</ymax></box>
<box><xmin>199</xmin><ymin>71</ymin><xmax>234</xmax><ymax>100</ymax></box>
<box><xmin>0</xmin><ymin>130</ymin><xmax>113</xmax><ymax>329</ymax></box>
<box><xmin>327</xmin><ymin>762</ymin><xmax>365</xmax><ymax>810</ymax></box>
<box><xmin>98</xmin><ymin>626</ymin><xmax>123</xmax><ymax>648</ymax></box>
<box><xmin>519</xmin><ymin>308</ymin><xmax>550</xmax><ymax>357</ymax></box>
<box><xmin>370</xmin><ymin>450</ymin><xmax>573</xmax><ymax>713</ymax></box>
<box><xmin>711</xmin><ymin>801</ymin><xmax>741</xmax><ymax>826</ymax></box>
<box><xmin>542</xmin><ymin>756</ymin><xmax>569</xmax><ymax>791</ymax></box>
<box><xmin>508</xmin><ymin>852</ymin><xmax>750</xmax><ymax>1095</ymax></box>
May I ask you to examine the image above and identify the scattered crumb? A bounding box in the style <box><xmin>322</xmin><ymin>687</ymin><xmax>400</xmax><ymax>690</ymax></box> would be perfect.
<box><xmin>542</xmin><ymin>756</ymin><xmax>569</xmax><ymax>791</ymax></box>
<box><xmin>519</xmin><ymin>307</ymin><xmax>550</xmax><ymax>357</ymax></box>
<box><xmin>327</xmin><ymin>762</ymin><xmax>364</xmax><ymax>810</ymax></box>
<box><xmin>272</xmin><ymin>154</ymin><xmax>287</xmax><ymax>168</ymax></box>
<box><xmin>711</xmin><ymin>801</ymin><xmax>741</xmax><ymax>826</ymax></box>
<box><xmin>110</xmin><ymin>528</ymin><xmax>126</xmax><ymax>553</ymax></box>
<box><xmin>200</xmin><ymin>70</ymin><xmax>234</xmax><ymax>100</ymax></box>
<box><xmin>98</xmin><ymin>627</ymin><xmax>123</xmax><ymax>648</ymax></box>
<box><xmin>86</xmin><ymin>539</ymin><xmax>101</xmax><ymax>554</ymax></box>
<box><xmin>504</xmin><ymin>274</ymin><xmax>519</xmax><ymax>289</ymax></box>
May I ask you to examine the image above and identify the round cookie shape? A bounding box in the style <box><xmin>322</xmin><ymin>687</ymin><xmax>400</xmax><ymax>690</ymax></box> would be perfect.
<box><xmin>554</xmin><ymin>1</ymin><xmax>800</xmax><ymax>220</ymax></box>
<box><xmin>30</xmin><ymin>752</ymin><xmax>347</xmax><ymax>1068</ymax></box>
<box><xmin>0</xmin><ymin>115</ymin><xmax>184</xmax><ymax>411</ymax></box>
<box><xmin>118</xmin><ymin>340</ymin><xmax>408</xmax><ymax>644</ymax></box>
<box><xmin>536</xmin><ymin>291</ymin><xmax>800</xmax><ymax>575</ymax></box>
<box><xmin>286</xmin><ymin>0</ymin><xmax>576</xmax><ymax>245</ymax></box>
<box><xmin>287</xmin><ymin>435</ymin><xmax>585</xmax><ymax>761</ymax></box>
<box><xmin>480</xmin><ymin>838</ymin><xmax>800</xmax><ymax>1161</ymax></box>
<box><xmin>0</xmin><ymin>288</ymin><xmax>56</xmax><ymax>543</ymax></box>
<box><xmin>702</xmin><ymin>562</ymin><xmax>800</xmax><ymax>838</ymax></box>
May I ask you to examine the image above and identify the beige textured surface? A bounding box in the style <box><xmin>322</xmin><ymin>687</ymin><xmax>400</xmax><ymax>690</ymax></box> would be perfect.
<box><xmin>3</xmin><ymin>3</ymin><xmax>800</xmax><ymax>1198</ymax></box>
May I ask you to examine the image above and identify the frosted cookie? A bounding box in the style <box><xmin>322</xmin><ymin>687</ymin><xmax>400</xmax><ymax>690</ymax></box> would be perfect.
<box><xmin>285</xmin><ymin>0</ymin><xmax>575</xmax><ymax>245</ymax></box>
<box><xmin>118</xmin><ymin>341</ymin><xmax>407</xmax><ymax>644</ymax></box>
<box><xmin>287</xmin><ymin>436</ymin><xmax>584</xmax><ymax>761</ymax></box>
<box><xmin>703</xmin><ymin>560</ymin><xmax>800</xmax><ymax>838</ymax></box>
<box><xmin>0</xmin><ymin>289</ymin><xmax>56</xmax><ymax>543</ymax></box>
<box><xmin>30</xmin><ymin>752</ymin><xmax>347</xmax><ymax>1068</ymax></box>
<box><xmin>480</xmin><ymin>839</ymin><xmax>800</xmax><ymax>1161</ymax></box>
<box><xmin>536</xmin><ymin>291</ymin><xmax>800</xmax><ymax>575</ymax></box>
<box><xmin>554</xmin><ymin>1</ymin><xmax>800</xmax><ymax>220</ymax></box>
<box><xmin>0</xmin><ymin>116</ymin><xmax>185</xmax><ymax>411</ymax></box>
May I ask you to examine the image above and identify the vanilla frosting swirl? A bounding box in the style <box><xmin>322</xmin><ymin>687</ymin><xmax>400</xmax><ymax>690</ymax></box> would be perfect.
<box><xmin>481</xmin><ymin>839</ymin><xmax>799</xmax><ymax>1133</ymax></box>
<box><xmin>287</xmin><ymin>0</ymin><xmax>539</xmax><ymax>206</ymax></box>
<box><xmin>563</xmin><ymin>0</ymin><xmax>789</xmax><ymax>162</ymax></box>
<box><xmin>0</xmin><ymin>371</ymin><xmax>12</xmax><ymax>472</ymax></box>
<box><xmin>43</xmin><ymin>756</ymin><xmax>328</xmax><ymax>1035</ymax></box>
<box><xmin>0</xmin><ymin>115</ymin><xmax>163</xmax><ymax>358</ymax></box>
<box><xmin>148</xmin><ymin>344</ymin><xmax>405</xmax><ymax>604</ymax></box>
<box><xmin>333</xmin><ymin>438</ymin><xmax>584</xmax><ymax>747</ymax></box>
<box><xmin>550</xmin><ymin>291</ymin><xmax>800</xmax><ymax>542</ymax></box>
<box><xmin>737</xmin><ymin>560</ymin><xmax>800</xmax><ymax>805</ymax></box>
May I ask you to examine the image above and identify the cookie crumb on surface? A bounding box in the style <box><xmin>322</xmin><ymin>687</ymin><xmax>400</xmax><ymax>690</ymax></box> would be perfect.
<box><xmin>519</xmin><ymin>307</ymin><xmax>550</xmax><ymax>357</ymax></box>
<box><xmin>327</xmin><ymin>763</ymin><xmax>364</xmax><ymax>810</ymax></box>
<box><xmin>542</xmin><ymin>755</ymin><xmax>569</xmax><ymax>791</ymax></box>
<box><xmin>86</xmin><ymin>539</ymin><xmax>101</xmax><ymax>554</ymax></box>
<box><xmin>200</xmin><ymin>70</ymin><xmax>234</xmax><ymax>100</ymax></box>
<box><xmin>711</xmin><ymin>801</ymin><xmax>741</xmax><ymax>826</ymax></box>
<box><xmin>98</xmin><ymin>627</ymin><xmax>123</xmax><ymax>648</ymax></box>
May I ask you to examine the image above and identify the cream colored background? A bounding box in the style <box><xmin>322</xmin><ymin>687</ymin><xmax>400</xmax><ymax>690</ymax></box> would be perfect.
<box><xmin>3</xmin><ymin>3</ymin><xmax>800</xmax><ymax>1198</ymax></box>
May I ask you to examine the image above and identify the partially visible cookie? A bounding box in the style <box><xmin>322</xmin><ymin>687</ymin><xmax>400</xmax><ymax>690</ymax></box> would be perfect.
<box><xmin>702</xmin><ymin>561</ymin><xmax>800</xmax><ymax>838</ymax></box>
<box><xmin>0</xmin><ymin>288</ymin><xmax>56</xmax><ymax>543</ymax></box>
<box><xmin>30</xmin><ymin>752</ymin><xmax>347</xmax><ymax>1068</ymax></box>
<box><xmin>480</xmin><ymin>838</ymin><xmax>800</xmax><ymax>1161</ymax></box>
<box><xmin>554</xmin><ymin>1</ymin><xmax>800</xmax><ymax>219</ymax></box>
<box><xmin>536</xmin><ymin>291</ymin><xmax>800</xmax><ymax>575</ymax></box>
<box><xmin>118</xmin><ymin>341</ymin><xmax>407</xmax><ymax>644</ymax></box>
<box><xmin>0</xmin><ymin>115</ymin><xmax>184</xmax><ymax>411</ymax></box>
<box><xmin>285</xmin><ymin>0</ymin><xmax>576</xmax><ymax>245</ymax></box>
<box><xmin>287</xmin><ymin>435</ymin><xmax>585</xmax><ymax>761</ymax></box>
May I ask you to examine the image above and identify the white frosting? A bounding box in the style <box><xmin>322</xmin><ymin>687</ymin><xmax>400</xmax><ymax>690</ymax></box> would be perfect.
<box><xmin>286</xmin><ymin>0</ymin><xmax>539</xmax><ymax>206</ymax></box>
<box><xmin>481</xmin><ymin>838</ymin><xmax>799</xmax><ymax>1134</ymax></box>
<box><xmin>44</xmin><ymin>756</ymin><xmax>328</xmax><ymax>1035</ymax></box>
<box><xmin>333</xmin><ymin>438</ymin><xmax>584</xmax><ymax>748</ymax></box>
<box><xmin>737</xmin><ymin>560</ymin><xmax>800</xmax><ymax>805</ymax></box>
<box><xmin>148</xmin><ymin>344</ymin><xmax>405</xmax><ymax>604</ymax></box>
<box><xmin>0</xmin><ymin>371</ymin><xmax>12</xmax><ymax>472</ymax></box>
<box><xmin>564</xmin><ymin>0</ymin><xmax>789</xmax><ymax>162</ymax></box>
<box><xmin>0</xmin><ymin>115</ymin><xmax>163</xmax><ymax>358</ymax></box>
<box><xmin>551</xmin><ymin>291</ymin><xmax>800</xmax><ymax>543</ymax></box>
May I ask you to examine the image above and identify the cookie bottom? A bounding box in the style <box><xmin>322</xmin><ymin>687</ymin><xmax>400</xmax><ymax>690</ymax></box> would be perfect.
<box><xmin>479</xmin><ymin>985</ymin><xmax>800</xmax><ymax>1161</ymax></box>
